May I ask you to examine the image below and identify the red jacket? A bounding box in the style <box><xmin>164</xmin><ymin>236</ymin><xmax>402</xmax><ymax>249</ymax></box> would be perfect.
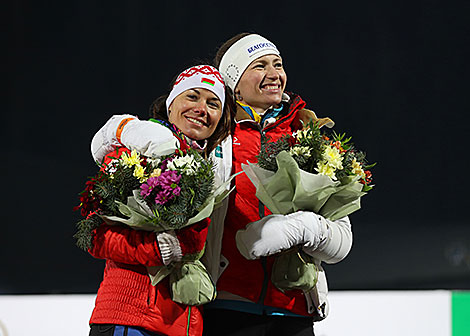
<box><xmin>217</xmin><ymin>93</ymin><xmax>323</xmax><ymax>317</ymax></box>
<box><xmin>88</xmin><ymin>148</ymin><xmax>208</xmax><ymax>336</ymax></box>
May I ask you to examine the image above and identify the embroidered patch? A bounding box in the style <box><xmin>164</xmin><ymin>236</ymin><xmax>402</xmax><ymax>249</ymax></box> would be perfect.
<box><xmin>201</xmin><ymin>77</ymin><xmax>215</xmax><ymax>86</ymax></box>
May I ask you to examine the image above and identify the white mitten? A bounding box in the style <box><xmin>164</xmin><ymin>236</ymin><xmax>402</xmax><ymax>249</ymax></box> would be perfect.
<box><xmin>236</xmin><ymin>211</ymin><xmax>329</xmax><ymax>260</ymax></box>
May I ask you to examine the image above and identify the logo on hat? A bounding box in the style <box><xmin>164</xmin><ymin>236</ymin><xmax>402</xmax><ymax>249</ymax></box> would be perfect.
<box><xmin>247</xmin><ymin>42</ymin><xmax>277</xmax><ymax>54</ymax></box>
<box><xmin>201</xmin><ymin>77</ymin><xmax>215</xmax><ymax>86</ymax></box>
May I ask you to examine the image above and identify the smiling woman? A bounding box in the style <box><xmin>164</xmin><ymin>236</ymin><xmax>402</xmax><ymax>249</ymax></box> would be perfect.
<box><xmin>234</xmin><ymin>54</ymin><xmax>287</xmax><ymax>115</ymax></box>
<box><xmin>200</xmin><ymin>33</ymin><xmax>350</xmax><ymax>336</ymax></box>
<box><xmin>168</xmin><ymin>88</ymin><xmax>223</xmax><ymax>141</ymax></box>
<box><xmin>84</xmin><ymin>64</ymin><xmax>235</xmax><ymax>336</ymax></box>
<box><xmin>147</xmin><ymin>64</ymin><xmax>234</xmax><ymax>156</ymax></box>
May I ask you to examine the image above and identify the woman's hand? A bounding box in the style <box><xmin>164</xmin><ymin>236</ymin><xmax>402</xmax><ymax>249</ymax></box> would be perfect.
<box><xmin>158</xmin><ymin>218</ymin><xmax>210</xmax><ymax>265</ymax></box>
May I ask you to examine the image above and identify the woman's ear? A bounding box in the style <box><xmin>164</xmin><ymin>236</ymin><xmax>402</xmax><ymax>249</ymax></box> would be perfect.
<box><xmin>234</xmin><ymin>90</ymin><xmax>243</xmax><ymax>101</ymax></box>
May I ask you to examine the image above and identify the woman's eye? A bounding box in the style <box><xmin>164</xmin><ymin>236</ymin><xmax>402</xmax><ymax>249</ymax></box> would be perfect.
<box><xmin>275</xmin><ymin>63</ymin><xmax>283</xmax><ymax>68</ymax></box>
<box><xmin>208</xmin><ymin>101</ymin><xmax>220</xmax><ymax>109</ymax></box>
<box><xmin>187</xmin><ymin>94</ymin><xmax>197</xmax><ymax>100</ymax></box>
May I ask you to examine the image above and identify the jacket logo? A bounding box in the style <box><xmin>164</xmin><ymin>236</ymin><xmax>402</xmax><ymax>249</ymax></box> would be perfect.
<box><xmin>233</xmin><ymin>136</ymin><xmax>241</xmax><ymax>145</ymax></box>
<box><xmin>215</xmin><ymin>145</ymin><xmax>223</xmax><ymax>158</ymax></box>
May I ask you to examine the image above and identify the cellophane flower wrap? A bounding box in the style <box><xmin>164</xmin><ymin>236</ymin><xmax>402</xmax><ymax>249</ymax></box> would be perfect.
<box><xmin>241</xmin><ymin>120</ymin><xmax>374</xmax><ymax>292</ymax></box>
<box><xmin>74</xmin><ymin>144</ymin><xmax>234</xmax><ymax>306</ymax></box>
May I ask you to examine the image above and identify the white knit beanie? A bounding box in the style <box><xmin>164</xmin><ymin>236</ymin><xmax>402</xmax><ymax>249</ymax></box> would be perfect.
<box><xmin>219</xmin><ymin>34</ymin><xmax>280</xmax><ymax>91</ymax></box>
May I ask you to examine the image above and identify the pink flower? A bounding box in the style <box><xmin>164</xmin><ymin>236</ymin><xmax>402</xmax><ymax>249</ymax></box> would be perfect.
<box><xmin>140</xmin><ymin>176</ymin><xmax>159</xmax><ymax>198</ymax></box>
<box><xmin>140</xmin><ymin>170</ymin><xmax>181</xmax><ymax>205</ymax></box>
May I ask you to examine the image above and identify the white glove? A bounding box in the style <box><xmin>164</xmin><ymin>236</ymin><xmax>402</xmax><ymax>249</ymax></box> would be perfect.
<box><xmin>91</xmin><ymin>115</ymin><xmax>178</xmax><ymax>163</ymax></box>
<box><xmin>236</xmin><ymin>211</ymin><xmax>329</xmax><ymax>260</ymax></box>
<box><xmin>156</xmin><ymin>231</ymin><xmax>182</xmax><ymax>265</ymax></box>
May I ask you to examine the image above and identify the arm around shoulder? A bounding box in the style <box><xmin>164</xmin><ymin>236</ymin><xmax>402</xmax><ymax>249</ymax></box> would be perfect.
<box><xmin>90</xmin><ymin>114</ymin><xmax>177</xmax><ymax>163</ymax></box>
<box><xmin>91</xmin><ymin>114</ymin><xmax>139</xmax><ymax>163</ymax></box>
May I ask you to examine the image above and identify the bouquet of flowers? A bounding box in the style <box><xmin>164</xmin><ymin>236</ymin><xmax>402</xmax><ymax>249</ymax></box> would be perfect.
<box><xmin>74</xmin><ymin>144</ymin><xmax>234</xmax><ymax>305</ymax></box>
<box><xmin>241</xmin><ymin>120</ymin><xmax>374</xmax><ymax>292</ymax></box>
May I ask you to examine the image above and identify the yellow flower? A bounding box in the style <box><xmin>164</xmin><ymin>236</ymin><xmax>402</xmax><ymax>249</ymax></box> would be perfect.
<box><xmin>150</xmin><ymin>168</ymin><xmax>162</xmax><ymax>178</ymax></box>
<box><xmin>121</xmin><ymin>150</ymin><xmax>141</xmax><ymax>167</ymax></box>
<box><xmin>315</xmin><ymin>161</ymin><xmax>337</xmax><ymax>180</ymax></box>
<box><xmin>133</xmin><ymin>164</ymin><xmax>146</xmax><ymax>182</ymax></box>
<box><xmin>322</xmin><ymin>145</ymin><xmax>343</xmax><ymax>170</ymax></box>
<box><xmin>351</xmin><ymin>158</ymin><xmax>366</xmax><ymax>179</ymax></box>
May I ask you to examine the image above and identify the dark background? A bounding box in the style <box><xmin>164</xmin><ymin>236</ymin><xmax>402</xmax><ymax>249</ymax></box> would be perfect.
<box><xmin>4</xmin><ymin>1</ymin><xmax>469</xmax><ymax>294</ymax></box>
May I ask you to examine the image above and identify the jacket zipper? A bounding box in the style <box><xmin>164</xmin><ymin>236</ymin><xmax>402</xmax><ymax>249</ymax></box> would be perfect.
<box><xmin>186</xmin><ymin>306</ymin><xmax>191</xmax><ymax>336</ymax></box>
<box><xmin>256</xmin><ymin>127</ymin><xmax>269</xmax><ymax>311</ymax></box>
<box><xmin>239</xmin><ymin>106</ymin><xmax>298</xmax><ymax>310</ymax></box>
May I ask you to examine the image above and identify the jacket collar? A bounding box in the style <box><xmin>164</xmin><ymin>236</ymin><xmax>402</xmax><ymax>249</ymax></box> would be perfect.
<box><xmin>235</xmin><ymin>92</ymin><xmax>292</xmax><ymax>123</ymax></box>
<box><xmin>234</xmin><ymin>92</ymin><xmax>335</xmax><ymax>130</ymax></box>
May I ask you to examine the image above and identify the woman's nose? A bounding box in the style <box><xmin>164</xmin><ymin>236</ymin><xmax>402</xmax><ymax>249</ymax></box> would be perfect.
<box><xmin>193</xmin><ymin>101</ymin><xmax>207</xmax><ymax>114</ymax></box>
<box><xmin>266</xmin><ymin>65</ymin><xmax>280</xmax><ymax>79</ymax></box>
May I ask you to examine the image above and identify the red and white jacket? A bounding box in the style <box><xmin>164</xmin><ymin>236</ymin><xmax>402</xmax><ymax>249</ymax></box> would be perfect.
<box><xmin>88</xmin><ymin>147</ymin><xmax>210</xmax><ymax>336</ymax></box>
<box><xmin>214</xmin><ymin>92</ymin><xmax>352</xmax><ymax>319</ymax></box>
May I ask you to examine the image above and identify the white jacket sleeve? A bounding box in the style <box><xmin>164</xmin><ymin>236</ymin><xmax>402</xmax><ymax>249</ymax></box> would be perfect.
<box><xmin>304</xmin><ymin>216</ymin><xmax>352</xmax><ymax>264</ymax></box>
<box><xmin>208</xmin><ymin>135</ymin><xmax>233</xmax><ymax>188</ymax></box>
<box><xmin>91</xmin><ymin>115</ymin><xmax>136</xmax><ymax>163</ymax></box>
<box><xmin>91</xmin><ymin>114</ymin><xmax>178</xmax><ymax>162</ymax></box>
<box><xmin>201</xmin><ymin>136</ymin><xmax>233</xmax><ymax>282</ymax></box>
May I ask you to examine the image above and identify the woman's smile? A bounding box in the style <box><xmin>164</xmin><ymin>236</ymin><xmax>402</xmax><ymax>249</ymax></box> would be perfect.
<box><xmin>260</xmin><ymin>82</ymin><xmax>282</xmax><ymax>92</ymax></box>
<box><xmin>168</xmin><ymin>88</ymin><xmax>222</xmax><ymax>140</ymax></box>
<box><xmin>235</xmin><ymin>54</ymin><xmax>287</xmax><ymax>114</ymax></box>
<box><xmin>185</xmin><ymin>116</ymin><xmax>208</xmax><ymax>127</ymax></box>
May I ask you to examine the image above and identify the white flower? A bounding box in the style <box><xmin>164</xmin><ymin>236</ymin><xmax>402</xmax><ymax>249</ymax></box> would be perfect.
<box><xmin>105</xmin><ymin>159</ymin><xmax>120</xmax><ymax>175</ymax></box>
<box><xmin>289</xmin><ymin>146</ymin><xmax>311</xmax><ymax>158</ymax></box>
<box><xmin>147</xmin><ymin>157</ymin><xmax>161</xmax><ymax>168</ymax></box>
<box><xmin>167</xmin><ymin>154</ymin><xmax>201</xmax><ymax>175</ymax></box>
<box><xmin>293</xmin><ymin>129</ymin><xmax>312</xmax><ymax>140</ymax></box>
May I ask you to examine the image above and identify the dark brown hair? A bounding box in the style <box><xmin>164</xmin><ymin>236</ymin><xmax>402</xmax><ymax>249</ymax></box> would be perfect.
<box><xmin>148</xmin><ymin>69</ymin><xmax>235</xmax><ymax>156</ymax></box>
